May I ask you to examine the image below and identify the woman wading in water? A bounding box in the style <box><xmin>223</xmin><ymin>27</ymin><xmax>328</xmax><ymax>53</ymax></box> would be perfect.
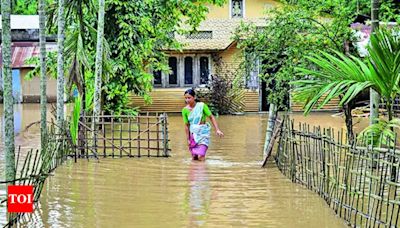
<box><xmin>182</xmin><ymin>89</ymin><xmax>224</xmax><ymax>161</ymax></box>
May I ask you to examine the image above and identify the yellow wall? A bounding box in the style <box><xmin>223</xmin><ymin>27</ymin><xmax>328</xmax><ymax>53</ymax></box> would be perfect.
<box><xmin>205</xmin><ymin>3</ymin><xmax>229</xmax><ymax>19</ymax></box>
<box><xmin>246</xmin><ymin>0</ymin><xmax>278</xmax><ymax>18</ymax></box>
<box><xmin>205</xmin><ymin>0</ymin><xmax>279</xmax><ymax>20</ymax></box>
<box><xmin>214</xmin><ymin>42</ymin><xmax>242</xmax><ymax>76</ymax></box>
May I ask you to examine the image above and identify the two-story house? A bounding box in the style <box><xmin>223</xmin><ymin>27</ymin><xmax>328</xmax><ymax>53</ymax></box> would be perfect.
<box><xmin>130</xmin><ymin>0</ymin><xmax>280</xmax><ymax>113</ymax></box>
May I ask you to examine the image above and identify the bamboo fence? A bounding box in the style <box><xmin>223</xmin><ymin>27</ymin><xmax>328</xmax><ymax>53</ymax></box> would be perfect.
<box><xmin>0</xmin><ymin>112</ymin><xmax>170</xmax><ymax>227</ymax></box>
<box><xmin>0</xmin><ymin>123</ymin><xmax>73</xmax><ymax>227</ymax></box>
<box><xmin>275</xmin><ymin>116</ymin><xmax>400</xmax><ymax>227</ymax></box>
<box><xmin>78</xmin><ymin>112</ymin><xmax>170</xmax><ymax>158</ymax></box>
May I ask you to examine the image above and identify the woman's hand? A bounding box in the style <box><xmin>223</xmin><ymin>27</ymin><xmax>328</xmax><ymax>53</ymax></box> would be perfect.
<box><xmin>187</xmin><ymin>139</ymin><xmax>191</xmax><ymax>147</ymax></box>
<box><xmin>216</xmin><ymin>129</ymin><xmax>224</xmax><ymax>138</ymax></box>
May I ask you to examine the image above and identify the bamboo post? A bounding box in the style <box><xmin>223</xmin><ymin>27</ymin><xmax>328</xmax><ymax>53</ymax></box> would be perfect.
<box><xmin>128</xmin><ymin>118</ymin><xmax>132</xmax><ymax>157</ymax></box>
<box><xmin>156</xmin><ymin>114</ymin><xmax>160</xmax><ymax>157</ymax></box>
<box><xmin>137</xmin><ymin>115</ymin><xmax>141</xmax><ymax>157</ymax></box>
<box><xmin>164</xmin><ymin>113</ymin><xmax>169</xmax><ymax>157</ymax></box>
<box><xmin>290</xmin><ymin>119</ymin><xmax>296</xmax><ymax>182</ymax></box>
<box><xmin>111</xmin><ymin>116</ymin><xmax>114</xmax><ymax>158</ymax></box>
<box><xmin>119</xmin><ymin>121</ymin><xmax>123</xmax><ymax>158</ymax></box>
<box><xmin>147</xmin><ymin>112</ymin><xmax>150</xmax><ymax>157</ymax></box>
<box><xmin>102</xmin><ymin>113</ymin><xmax>106</xmax><ymax>158</ymax></box>
<box><xmin>85</xmin><ymin>117</ymin><xmax>89</xmax><ymax>158</ymax></box>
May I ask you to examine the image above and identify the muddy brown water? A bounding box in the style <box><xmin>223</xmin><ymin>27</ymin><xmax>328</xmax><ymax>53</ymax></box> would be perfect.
<box><xmin>0</xmin><ymin>105</ymin><xmax>359</xmax><ymax>227</ymax></box>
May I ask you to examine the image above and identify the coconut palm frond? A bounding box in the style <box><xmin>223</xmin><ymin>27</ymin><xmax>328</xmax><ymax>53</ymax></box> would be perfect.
<box><xmin>292</xmin><ymin>51</ymin><xmax>372</xmax><ymax>115</ymax></box>
<box><xmin>358</xmin><ymin>118</ymin><xmax>400</xmax><ymax>146</ymax></box>
<box><xmin>368</xmin><ymin>29</ymin><xmax>400</xmax><ymax>100</ymax></box>
<box><xmin>292</xmin><ymin>28</ymin><xmax>400</xmax><ymax>116</ymax></box>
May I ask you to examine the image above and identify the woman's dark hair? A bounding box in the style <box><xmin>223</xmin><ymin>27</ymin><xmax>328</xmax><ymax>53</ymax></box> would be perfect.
<box><xmin>184</xmin><ymin>88</ymin><xmax>200</xmax><ymax>102</ymax></box>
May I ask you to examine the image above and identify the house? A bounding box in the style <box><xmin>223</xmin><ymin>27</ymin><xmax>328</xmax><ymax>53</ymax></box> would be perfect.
<box><xmin>0</xmin><ymin>15</ymin><xmax>57</xmax><ymax>103</ymax></box>
<box><xmin>129</xmin><ymin>0</ymin><xmax>340</xmax><ymax>113</ymax></box>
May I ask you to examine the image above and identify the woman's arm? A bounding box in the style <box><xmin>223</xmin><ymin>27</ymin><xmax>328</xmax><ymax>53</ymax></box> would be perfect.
<box><xmin>209</xmin><ymin>115</ymin><xmax>224</xmax><ymax>137</ymax></box>
<box><xmin>185</xmin><ymin>123</ymin><xmax>190</xmax><ymax>145</ymax></box>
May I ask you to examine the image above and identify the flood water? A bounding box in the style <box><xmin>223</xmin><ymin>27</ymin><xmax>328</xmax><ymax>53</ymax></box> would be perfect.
<box><xmin>0</xmin><ymin>105</ymin><xmax>353</xmax><ymax>227</ymax></box>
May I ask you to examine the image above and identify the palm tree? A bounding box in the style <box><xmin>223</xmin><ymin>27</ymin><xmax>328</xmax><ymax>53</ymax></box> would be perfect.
<box><xmin>57</xmin><ymin>0</ymin><xmax>65</xmax><ymax>131</ymax></box>
<box><xmin>292</xmin><ymin>29</ymin><xmax>400</xmax><ymax>142</ymax></box>
<box><xmin>93</xmin><ymin>0</ymin><xmax>105</xmax><ymax>124</ymax></box>
<box><xmin>92</xmin><ymin>0</ymin><xmax>105</xmax><ymax>151</ymax></box>
<box><xmin>39</xmin><ymin>0</ymin><xmax>47</xmax><ymax>149</ymax></box>
<box><xmin>2</xmin><ymin>0</ymin><xmax>16</xmax><ymax>184</ymax></box>
<box><xmin>370</xmin><ymin>0</ymin><xmax>380</xmax><ymax>125</ymax></box>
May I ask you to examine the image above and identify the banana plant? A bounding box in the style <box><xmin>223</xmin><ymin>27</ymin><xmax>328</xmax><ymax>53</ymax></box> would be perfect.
<box><xmin>70</xmin><ymin>95</ymin><xmax>81</xmax><ymax>145</ymax></box>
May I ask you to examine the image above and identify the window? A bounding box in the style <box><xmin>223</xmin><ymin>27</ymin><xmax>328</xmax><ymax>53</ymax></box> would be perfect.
<box><xmin>153</xmin><ymin>70</ymin><xmax>162</xmax><ymax>86</ymax></box>
<box><xmin>185</xmin><ymin>31</ymin><xmax>213</xmax><ymax>39</ymax></box>
<box><xmin>154</xmin><ymin>55</ymin><xmax>211</xmax><ymax>87</ymax></box>
<box><xmin>168</xmin><ymin>57</ymin><xmax>178</xmax><ymax>85</ymax></box>
<box><xmin>231</xmin><ymin>0</ymin><xmax>244</xmax><ymax>18</ymax></box>
<box><xmin>200</xmin><ymin>57</ymin><xmax>209</xmax><ymax>84</ymax></box>
<box><xmin>184</xmin><ymin>57</ymin><xmax>193</xmax><ymax>85</ymax></box>
<box><xmin>247</xmin><ymin>59</ymin><xmax>259</xmax><ymax>89</ymax></box>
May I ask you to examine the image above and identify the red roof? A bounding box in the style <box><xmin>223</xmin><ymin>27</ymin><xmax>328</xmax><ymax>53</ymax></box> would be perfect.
<box><xmin>0</xmin><ymin>42</ymin><xmax>57</xmax><ymax>68</ymax></box>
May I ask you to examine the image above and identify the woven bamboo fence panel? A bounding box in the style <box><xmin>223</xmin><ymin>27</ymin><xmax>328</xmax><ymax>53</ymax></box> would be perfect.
<box><xmin>276</xmin><ymin>117</ymin><xmax>400</xmax><ymax>227</ymax></box>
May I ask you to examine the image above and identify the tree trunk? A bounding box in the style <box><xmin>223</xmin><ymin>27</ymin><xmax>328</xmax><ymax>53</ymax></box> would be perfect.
<box><xmin>92</xmin><ymin>0</ymin><xmax>106</xmax><ymax>152</ymax></box>
<box><xmin>263</xmin><ymin>103</ymin><xmax>277</xmax><ymax>157</ymax></box>
<box><xmin>2</xmin><ymin>0</ymin><xmax>16</xmax><ymax>196</ymax></box>
<box><xmin>344</xmin><ymin>101</ymin><xmax>355</xmax><ymax>145</ymax></box>
<box><xmin>93</xmin><ymin>0</ymin><xmax>105</xmax><ymax>123</ymax></box>
<box><xmin>57</xmin><ymin>0</ymin><xmax>65</xmax><ymax>132</ymax></box>
<box><xmin>39</xmin><ymin>0</ymin><xmax>47</xmax><ymax>149</ymax></box>
<box><xmin>370</xmin><ymin>0</ymin><xmax>380</xmax><ymax>125</ymax></box>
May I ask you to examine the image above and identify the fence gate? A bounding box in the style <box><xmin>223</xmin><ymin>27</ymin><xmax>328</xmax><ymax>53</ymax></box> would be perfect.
<box><xmin>77</xmin><ymin>112</ymin><xmax>170</xmax><ymax>158</ymax></box>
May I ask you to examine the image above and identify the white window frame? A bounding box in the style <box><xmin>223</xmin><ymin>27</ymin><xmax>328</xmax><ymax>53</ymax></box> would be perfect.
<box><xmin>152</xmin><ymin>54</ymin><xmax>212</xmax><ymax>88</ymax></box>
<box><xmin>167</xmin><ymin>56</ymin><xmax>179</xmax><ymax>87</ymax></box>
<box><xmin>183</xmin><ymin>55</ymin><xmax>195</xmax><ymax>87</ymax></box>
<box><xmin>229</xmin><ymin>0</ymin><xmax>245</xmax><ymax>19</ymax></box>
<box><xmin>152</xmin><ymin>69</ymin><xmax>163</xmax><ymax>88</ymax></box>
<box><xmin>247</xmin><ymin>58</ymin><xmax>259</xmax><ymax>89</ymax></box>
<box><xmin>198</xmin><ymin>55</ymin><xmax>212</xmax><ymax>87</ymax></box>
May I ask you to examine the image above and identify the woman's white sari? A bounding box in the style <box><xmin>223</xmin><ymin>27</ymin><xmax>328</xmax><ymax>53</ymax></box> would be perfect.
<box><xmin>188</xmin><ymin>102</ymin><xmax>211</xmax><ymax>146</ymax></box>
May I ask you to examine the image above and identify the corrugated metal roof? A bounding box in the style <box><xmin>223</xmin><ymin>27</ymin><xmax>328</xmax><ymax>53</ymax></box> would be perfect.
<box><xmin>0</xmin><ymin>42</ymin><xmax>57</xmax><ymax>68</ymax></box>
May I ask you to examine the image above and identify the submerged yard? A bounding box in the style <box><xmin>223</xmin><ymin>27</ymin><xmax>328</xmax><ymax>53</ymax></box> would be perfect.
<box><xmin>1</xmin><ymin>105</ymin><xmax>349</xmax><ymax>227</ymax></box>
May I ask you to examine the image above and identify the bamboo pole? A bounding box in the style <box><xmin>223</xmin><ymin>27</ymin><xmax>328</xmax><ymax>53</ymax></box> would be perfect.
<box><xmin>111</xmin><ymin>116</ymin><xmax>114</xmax><ymax>158</ymax></box>
<box><xmin>119</xmin><ymin>121</ymin><xmax>123</xmax><ymax>158</ymax></box>
<box><xmin>157</xmin><ymin>114</ymin><xmax>160</xmax><ymax>157</ymax></box>
<box><xmin>129</xmin><ymin>118</ymin><xmax>132</xmax><ymax>157</ymax></box>
<box><xmin>137</xmin><ymin>116</ymin><xmax>141</xmax><ymax>157</ymax></box>
<box><xmin>103</xmin><ymin>113</ymin><xmax>106</xmax><ymax>158</ymax></box>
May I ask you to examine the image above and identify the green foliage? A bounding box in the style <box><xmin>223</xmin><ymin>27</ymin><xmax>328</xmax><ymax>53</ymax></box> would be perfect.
<box><xmin>102</xmin><ymin>82</ymin><xmax>139</xmax><ymax>116</ymax></box>
<box><xmin>70</xmin><ymin>95</ymin><xmax>81</xmax><ymax>145</ymax></box>
<box><xmin>24</xmin><ymin>51</ymin><xmax>58</xmax><ymax>80</ymax></box>
<box><xmin>292</xmin><ymin>29</ymin><xmax>400</xmax><ymax>116</ymax></box>
<box><xmin>13</xmin><ymin>0</ymin><xmax>37</xmax><ymax>14</ymax></box>
<box><xmin>292</xmin><ymin>50</ymin><xmax>373</xmax><ymax>115</ymax></box>
<box><xmin>234</xmin><ymin>4</ymin><xmax>353</xmax><ymax>110</ymax></box>
<box><xmin>104</xmin><ymin>0</ymin><xmax>224</xmax><ymax>114</ymax></box>
<box><xmin>281</xmin><ymin>0</ymin><xmax>400</xmax><ymax>22</ymax></box>
<box><xmin>0</xmin><ymin>0</ymin><xmax>55</xmax><ymax>14</ymax></box>
<box><xmin>358</xmin><ymin>118</ymin><xmax>400</xmax><ymax>146</ymax></box>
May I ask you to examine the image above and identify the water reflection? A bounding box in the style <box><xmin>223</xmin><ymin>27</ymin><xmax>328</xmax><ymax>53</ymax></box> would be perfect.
<box><xmin>186</xmin><ymin>161</ymin><xmax>211</xmax><ymax>226</ymax></box>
